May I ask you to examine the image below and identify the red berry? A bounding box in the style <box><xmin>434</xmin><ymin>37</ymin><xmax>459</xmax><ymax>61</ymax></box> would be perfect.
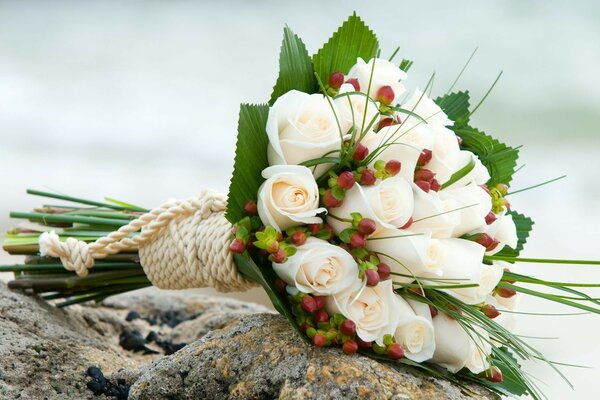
<box><xmin>307</xmin><ymin>224</ymin><xmax>321</xmax><ymax>235</ymax></box>
<box><xmin>356</xmin><ymin>338</ymin><xmax>372</xmax><ymax>349</ymax></box>
<box><xmin>357</xmin><ymin>218</ymin><xmax>377</xmax><ymax>235</ymax></box>
<box><xmin>485</xmin><ymin>212</ymin><xmax>497</xmax><ymax>225</ymax></box>
<box><xmin>365</xmin><ymin>269</ymin><xmax>380</xmax><ymax>287</ymax></box>
<box><xmin>337</xmin><ymin>171</ymin><xmax>356</xmax><ymax>190</ymax></box>
<box><xmin>387</xmin><ymin>343</ymin><xmax>405</xmax><ymax>360</ymax></box>
<box><xmin>414</xmin><ymin>169</ymin><xmax>435</xmax><ymax>183</ymax></box>
<box><xmin>342</xmin><ymin>340</ymin><xmax>359</xmax><ymax>354</ymax></box>
<box><xmin>312</xmin><ymin>333</ymin><xmax>327</xmax><ymax>347</ymax></box>
<box><xmin>291</xmin><ymin>230</ymin><xmax>307</xmax><ymax>246</ymax></box>
<box><xmin>328</xmin><ymin>72</ymin><xmax>345</xmax><ymax>90</ymax></box>
<box><xmin>482</xmin><ymin>304</ymin><xmax>501</xmax><ymax>319</ymax></box>
<box><xmin>496</xmin><ymin>287</ymin><xmax>517</xmax><ymax>298</ymax></box>
<box><xmin>301</xmin><ymin>296</ymin><xmax>318</xmax><ymax>313</ymax></box>
<box><xmin>243</xmin><ymin>200</ymin><xmax>258</xmax><ymax>215</ymax></box>
<box><xmin>313</xmin><ymin>295</ymin><xmax>325</xmax><ymax>310</ymax></box>
<box><xmin>484</xmin><ymin>367</ymin><xmax>503</xmax><ymax>383</ymax></box>
<box><xmin>270</xmin><ymin>248</ymin><xmax>286</xmax><ymax>263</ymax></box>
<box><xmin>400</xmin><ymin>217</ymin><xmax>413</xmax><ymax>230</ymax></box>
<box><xmin>415</xmin><ymin>180</ymin><xmax>431</xmax><ymax>193</ymax></box>
<box><xmin>274</xmin><ymin>278</ymin><xmax>287</xmax><ymax>294</ymax></box>
<box><xmin>385</xmin><ymin>160</ymin><xmax>401</xmax><ymax>176</ymax></box>
<box><xmin>473</xmin><ymin>233</ymin><xmax>499</xmax><ymax>251</ymax></box>
<box><xmin>314</xmin><ymin>309</ymin><xmax>330</xmax><ymax>323</ymax></box>
<box><xmin>323</xmin><ymin>189</ymin><xmax>343</xmax><ymax>208</ymax></box>
<box><xmin>360</xmin><ymin>169</ymin><xmax>377</xmax><ymax>185</ymax></box>
<box><xmin>229</xmin><ymin>239</ymin><xmax>246</xmax><ymax>254</ymax></box>
<box><xmin>377</xmin><ymin>263</ymin><xmax>391</xmax><ymax>280</ymax></box>
<box><xmin>430</xmin><ymin>179</ymin><xmax>441</xmax><ymax>192</ymax></box>
<box><xmin>346</xmin><ymin>78</ymin><xmax>360</xmax><ymax>92</ymax></box>
<box><xmin>266</xmin><ymin>239</ymin><xmax>280</xmax><ymax>254</ymax></box>
<box><xmin>350</xmin><ymin>232</ymin><xmax>367</xmax><ymax>248</ymax></box>
<box><xmin>353</xmin><ymin>143</ymin><xmax>369</xmax><ymax>161</ymax></box>
<box><xmin>340</xmin><ymin>319</ymin><xmax>356</xmax><ymax>336</ymax></box>
<box><xmin>429</xmin><ymin>305</ymin><xmax>439</xmax><ymax>318</ymax></box>
<box><xmin>377</xmin><ymin>117</ymin><xmax>394</xmax><ymax>131</ymax></box>
<box><xmin>417</xmin><ymin>149</ymin><xmax>432</xmax><ymax>166</ymax></box>
<box><xmin>376</xmin><ymin>85</ymin><xmax>395</xmax><ymax>104</ymax></box>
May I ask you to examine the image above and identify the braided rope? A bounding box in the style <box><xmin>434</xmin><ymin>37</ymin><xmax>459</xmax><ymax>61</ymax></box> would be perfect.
<box><xmin>38</xmin><ymin>190</ymin><xmax>257</xmax><ymax>292</ymax></box>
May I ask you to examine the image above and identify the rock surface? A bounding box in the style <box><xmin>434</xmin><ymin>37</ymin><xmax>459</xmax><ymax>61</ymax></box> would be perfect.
<box><xmin>0</xmin><ymin>282</ymin><xmax>498</xmax><ymax>400</ymax></box>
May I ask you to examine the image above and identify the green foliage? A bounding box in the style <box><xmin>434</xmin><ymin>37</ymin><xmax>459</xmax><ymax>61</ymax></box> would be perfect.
<box><xmin>269</xmin><ymin>27</ymin><xmax>318</xmax><ymax>105</ymax></box>
<box><xmin>312</xmin><ymin>13</ymin><xmax>379</xmax><ymax>85</ymax></box>
<box><xmin>495</xmin><ymin>210</ymin><xmax>534</xmax><ymax>257</ymax></box>
<box><xmin>226</xmin><ymin>104</ymin><xmax>270</xmax><ymax>224</ymax></box>
<box><xmin>434</xmin><ymin>91</ymin><xmax>470</xmax><ymax>129</ymax></box>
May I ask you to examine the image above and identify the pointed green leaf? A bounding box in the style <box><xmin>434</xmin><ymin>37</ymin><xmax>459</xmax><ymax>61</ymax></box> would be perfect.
<box><xmin>454</xmin><ymin>125</ymin><xmax>519</xmax><ymax>186</ymax></box>
<box><xmin>269</xmin><ymin>27</ymin><xmax>318</xmax><ymax>104</ymax></box>
<box><xmin>495</xmin><ymin>210</ymin><xmax>534</xmax><ymax>257</ymax></box>
<box><xmin>226</xmin><ymin>104</ymin><xmax>270</xmax><ymax>224</ymax></box>
<box><xmin>312</xmin><ymin>13</ymin><xmax>379</xmax><ymax>84</ymax></box>
<box><xmin>435</xmin><ymin>91</ymin><xmax>471</xmax><ymax>128</ymax></box>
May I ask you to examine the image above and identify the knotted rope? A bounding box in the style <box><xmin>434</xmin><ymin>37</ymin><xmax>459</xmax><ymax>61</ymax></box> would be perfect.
<box><xmin>38</xmin><ymin>190</ymin><xmax>257</xmax><ymax>292</ymax></box>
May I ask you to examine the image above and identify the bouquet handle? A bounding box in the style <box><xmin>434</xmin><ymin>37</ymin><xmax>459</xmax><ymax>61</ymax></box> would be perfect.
<box><xmin>38</xmin><ymin>190</ymin><xmax>257</xmax><ymax>292</ymax></box>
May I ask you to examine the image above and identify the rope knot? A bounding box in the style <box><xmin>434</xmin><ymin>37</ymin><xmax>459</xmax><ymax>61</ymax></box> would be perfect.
<box><xmin>39</xmin><ymin>232</ymin><xmax>94</xmax><ymax>277</ymax></box>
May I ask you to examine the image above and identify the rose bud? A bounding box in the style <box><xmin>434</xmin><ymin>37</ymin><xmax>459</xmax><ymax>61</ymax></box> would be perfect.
<box><xmin>377</xmin><ymin>262</ymin><xmax>391</xmax><ymax>280</ymax></box>
<box><xmin>429</xmin><ymin>179</ymin><xmax>441</xmax><ymax>192</ymax></box>
<box><xmin>415</xmin><ymin>180</ymin><xmax>431</xmax><ymax>193</ymax></box>
<box><xmin>417</xmin><ymin>149</ymin><xmax>432</xmax><ymax>166</ymax></box>
<box><xmin>387</xmin><ymin>343</ymin><xmax>405</xmax><ymax>360</ymax></box>
<box><xmin>496</xmin><ymin>286</ymin><xmax>517</xmax><ymax>298</ymax></box>
<box><xmin>400</xmin><ymin>217</ymin><xmax>413</xmax><ymax>229</ymax></box>
<box><xmin>365</xmin><ymin>269</ymin><xmax>380</xmax><ymax>287</ymax></box>
<box><xmin>485</xmin><ymin>212</ymin><xmax>497</xmax><ymax>225</ymax></box>
<box><xmin>356</xmin><ymin>338</ymin><xmax>372</xmax><ymax>349</ymax></box>
<box><xmin>300</xmin><ymin>295</ymin><xmax>318</xmax><ymax>313</ymax></box>
<box><xmin>337</xmin><ymin>171</ymin><xmax>356</xmax><ymax>190</ymax></box>
<box><xmin>376</xmin><ymin>85</ymin><xmax>395</xmax><ymax>105</ymax></box>
<box><xmin>484</xmin><ymin>366</ymin><xmax>503</xmax><ymax>383</ymax></box>
<box><xmin>350</xmin><ymin>232</ymin><xmax>367</xmax><ymax>248</ymax></box>
<box><xmin>385</xmin><ymin>160</ymin><xmax>401</xmax><ymax>176</ymax></box>
<box><xmin>291</xmin><ymin>230</ymin><xmax>307</xmax><ymax>246</ymax></box>
<box><xmin>357</xmin><ymin>218</ymin><xmax>377</xmax><ymax>235</ymax></box>
<box><xmin>346</xmin><ymin>78</ymin><xmax>360</xmax><ymax>92</ymax></box>
<box><xmin>360</xmin><ymin>169</ymin><xmax>377</xmax><ymax>185</ymax></box>
<box><xmin>342</xmin><ymin>339</ymin><xmax>359</xmax><ymax>354</ymax></box>
<box><xmin>270</xmin><ymin>248</ymin><xmax>287</xmax><ymax>263</ymax></box>
<box><xmin>229</xmin><ymin>239</ymin><xmax>246</xmax><ymax>254</ymax></box>
<box><xmin>274</xmin><ymin>278</ymin><xmax>287</xmax><ymax>294</ymax></box>
<box><xmin>313</xmin><ymin>295</ymin><xmax>326</xmax><ymax>310</ymax></box>
<box><xmin>481</xmin><ymin>304</ymin><xmax>501</xmax><ymax>319</ymax></box>
<box><xmin>429</xmin><ymin>305</ymin><xmax>439</xmax><ymax>318</ymax></box>
<box><xmin>377</xmin><ymin>117</ymin><xmax>394</xmax><ymax>131</ymax></box>
<box><xmin>314</xmin><ymin>309</ymin><xmax>330</xmax><ymax>323</ymax></box>
<box><xmin>323</xmin><ymin>189</ymin><xmax>343</xmax><ymax>208</ymax></box>
<box><xmin>353</xmin><ymin>143</ymin><xmax>369</xmax><ymax>161</ymax></box>
<box><xmin>340</xmin><ymin>319</ymin><xmax>356</xmax><ymax>336</ymax></box>
<box><xmin>328</xmin><ymin>71</ymin><xmax>345</xmax><ymax>90</ymax></box>
<box><xmin>312</xmin><ymin>333</ymin><xmax>327</xmax><ymax>347</ymax></box>
<box><xmin>243</xmin><ymin>200</ymin><xmax>258</xmax><ymax>215</ymax></box>
<box><xmin>414</xmin><ymin>168</ymin><xmax>435</xmax><ymax>183</ymax></box>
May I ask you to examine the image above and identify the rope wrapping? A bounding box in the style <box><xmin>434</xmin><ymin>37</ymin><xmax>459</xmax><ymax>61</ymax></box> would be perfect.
<box><xmin>38</xmin><ymin>190</ymin><xmax>257</xmax><ymax>292</ymax></box>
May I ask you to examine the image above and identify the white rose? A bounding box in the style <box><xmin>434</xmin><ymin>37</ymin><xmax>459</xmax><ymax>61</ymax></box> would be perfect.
<box><xmin>326</xmin><ymin>280</ymin><xmax>398</xmax><ymax>345</ymax></box>
<box><xmin>439</xmin><ymin>262</ymin><xmax>503</xmax><ymax>305</ymax></box>
<box><xmin>272</xmin><ymin>237</ymin><xmax>359</xmax><ymax>295</ymax></box>
<box><xmin>394</xmin><ymin>296</ymin><xmax>436</xmax><ymax>362</ymax></box>
<box><xmin>327</xmin><ymin>177</ymin><xmax>414</xmax><ymax>233</ymax></box>
<box><xmin>335</xmin><ymin>85</ymin><xmax>381</xmax><ymax>138</ymax></box>
<box><xmin>438</xmin><ymin>183</ymin><xmax>492</xmax><ymax>237</ymax></box>
<box><xmin>482</xmin><ymin>212</ymin><xmax>518</xmax><ymax>255</ymax></box>
<box><xmin>431</xmin><ymin>312</ymin><xmax>492</xmax><ymax>374</ymax></box>
<box><xmin>410</xmin><ymin>183</ymin><xmax>460</xmax><ymax>238</ymax></box>
<box><xmin>347</xmin><ymin>57</ymin><xmax>407</xmax><ymax>103</ymax></box>
<box><xmin>257</xmin><ymin>165</ymin><xmax>326</xmax><ymax>231</ymax></box>
<box><xmin>361</xmin><ymin>123</ymin><xmax>431</xmax><ymax>182</ymax></box>
<box><xmin>266</xmin><ymin>90</ymin><xmax>343</xmax><ymax>177</ymax></box>
<box><xmin>492</xmin><ymin>261</ymin><xmax>521</xmax><ymax>310</ymax></box>
<box><xmin>400</xmin><ymin>89</ymin><xmax>453</xmax><ymax>129</ymax></box>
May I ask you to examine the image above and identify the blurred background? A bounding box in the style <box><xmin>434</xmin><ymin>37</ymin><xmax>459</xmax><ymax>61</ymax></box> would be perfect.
<box><xmin>0</xmin><ymin>0</ymin><xmax>598</xmax><ymax>398</ymax></box>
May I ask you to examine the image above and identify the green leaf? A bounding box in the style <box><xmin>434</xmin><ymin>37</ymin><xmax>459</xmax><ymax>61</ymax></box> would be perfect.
<box><xmin>269</xmin><ymin>27</ymin><xmax>318</xmax><ymax>105</ymax></box>
<box><xmin>495</xmin><ymin>210</ymin><xmax>534</xmax><ymax>257</ymax></box>
<box><xmin>435</xmin><ymin>91</ymin><xmax>471</xmax><ymax>128</ymax></box>
<box><xmin>226</xmin><ymin>104</ymin><xmax>270</xmax><ymax>224</ymax></box>
<box><xmin>312</xmin><ymin>13</ymin><xmax>379</xmax><ymax>85</ymax></box>
<box><xmin>454</xmin><ymin>125</ymin><xmax>519</xmax><ymax>186</ymax></box>
<box><xmin>440</xmin><ymin>156</ymin><xmax>475</xmax><ymax>189</ymax></box>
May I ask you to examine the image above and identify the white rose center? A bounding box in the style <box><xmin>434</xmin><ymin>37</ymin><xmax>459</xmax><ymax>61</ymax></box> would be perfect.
<box><xmin>272</xmin><ymin>181</ymin><xmax>309</xmax><ymax>210</ymax></box>
<box><xmin>378</xmin><ymin>187</ymin><xmax>403</xmax><ymax>222</ymax></box>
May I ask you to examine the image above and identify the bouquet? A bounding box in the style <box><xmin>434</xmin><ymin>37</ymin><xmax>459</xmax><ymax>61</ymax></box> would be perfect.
<box><xmin>2</xmin><ymin>13</ymin><xmax>598</xmax><ymax>399</ymax></box>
